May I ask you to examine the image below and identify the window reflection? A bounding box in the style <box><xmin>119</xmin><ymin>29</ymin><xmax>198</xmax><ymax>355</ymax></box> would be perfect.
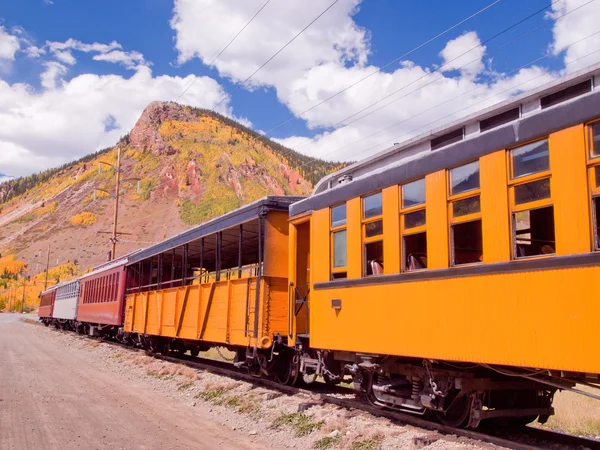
<box><xmin>402</xmin><ymin>178</ymin><xmax>425</xmax><ymax>208</ymax></box>
<box><xmin>514</xmin><ymin>178</ymin><xmax>551</xmax><ymax>205</ymax></box>
<box><xmin>333</xmin><ymin>230</ymin><xmax>347</xmax><ymax>268</ymax></box>
<box><xmin>590</xmin><ymin>122</ymin><xmax>600</xmax><ymax>158</ymax></box>
<box><xmin>511</xmin><ymin>140</ymin><xmax>550</xmax><ymax>179</ymax></box>
<box><xmin>450</xmin><ymin>161</ymin><xmax>480</xmax><ymax>195</ymax></box>
<box><xmin>363</xmin><ymin>192</ymin><xmax>382</xmax><ymax>218</ymax></box>
<box><xmin>331</xmin><ymin>204</ymin><xmax>346</xmax><ymax>227</ymax></box>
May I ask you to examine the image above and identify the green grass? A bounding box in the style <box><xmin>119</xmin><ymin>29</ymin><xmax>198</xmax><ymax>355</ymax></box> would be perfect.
<box><xmin>271</xmin><ymin>412</ymin><xmax>324</xmax><ymax>437</ymax></box>
<box><xmin>195</xmin><ymin>387</ymin><xmax>227</xmax><ymax>403</ymax></box>
<box><xmin>349</xmin><ymin>438</ymin><xmax>383</xmax><ymax>450</ymax></box>
<box><xmin>314</xmin><ymin>434</ymin><xmax>342</xmax><ymax>449</ymax></box>
<box><xmin>177</xmin><ymin>381</ymin><xmax>194</xmax><ymax>391</ymax></box>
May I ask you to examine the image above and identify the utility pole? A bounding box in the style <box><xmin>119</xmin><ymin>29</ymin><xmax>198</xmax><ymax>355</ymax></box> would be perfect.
<box><xmin>21</xmin><ymin>275</ymin><xmax>27</xmax><ymax>314</ymax></box>
<box><xmin>96</xmin><ymin>146</ymin><xmax>139</xmax><ymax>261</ymax></box>
<box><xmin>44</xmin><ymin>244</ymin><xmax>51</xmax><ymax>290</ymax></box>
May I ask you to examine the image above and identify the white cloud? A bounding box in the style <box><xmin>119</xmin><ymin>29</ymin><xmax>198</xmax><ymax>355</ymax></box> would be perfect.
<box><xmin>0</xmin><ymin>65</ymin><xmax>234</xmax><ymax>177</ymax></box>
<box><xmin>550</xmin><ymin>0</ymin><xmax>600</xmax><ymax>71</ymax></box>
<box><xmin>46</xmin><ymin>38</ymin><xmax>122</xmax><ymax>54</ymax></box>
<box><xmin>171</xmin><ymin>0</ymin><xmax>600</xmax><ymax>165</ymax></box>
<box><xmin>171</xmin><ymin>0</ymin><xmax>369</xmax><ymax>89</ymax></box>
<box><xmin>53</xmin><ymin>50</ymin><xmax>76</xmax><ymax>65</ymax></box>
<box><xmin>0</xmin><ymin>26</ymin><xmax>20</xmax><ymax>61</ymax></box>
<box><xmin>439</xmin><ymin>31</ymin><xmax>486</xmax><ymax>79</ymax></box>
<box><xmin>24</xmin><ymin>46</ymin><xmax>46</xmax><ymax>58</ymax></box>
<box><xmin>93</xmin><ymin>50</ymin><xmax>146</xmax><ymax>70</ymax></box>
<box><xmin>40</xmin><ymin>61</ymin><xmax>67</xmax><ymax>89</ymax></box>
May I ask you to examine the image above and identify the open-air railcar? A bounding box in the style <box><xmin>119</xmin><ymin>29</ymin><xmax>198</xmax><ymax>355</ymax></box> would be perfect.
<box><xmin>121</xmin><ymin>196</ymin><xmax>303</xmax><ymax>380</ymax></box>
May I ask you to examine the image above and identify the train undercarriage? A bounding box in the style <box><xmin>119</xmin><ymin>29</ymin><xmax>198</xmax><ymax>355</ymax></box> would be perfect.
<box><xmin>43</xmin><ymin>319</ymin><xmax>600</xmax><ymax>429</ymax></box>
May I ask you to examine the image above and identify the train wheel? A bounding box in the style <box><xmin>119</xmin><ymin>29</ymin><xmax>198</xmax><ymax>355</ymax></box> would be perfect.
<box><xmin>434</xmin><ymin>391</ymin><xmax>472</xmax><ymax>428</ymax></box>
<box><xmin>189</xmin><ymin>347</ymin><xmax>200</xmax><ymax>358</ymax></box>
<box><xmin>275</xmin><ymin>352</ymin><xmax>299</xmax><ymax>386</ymax></box>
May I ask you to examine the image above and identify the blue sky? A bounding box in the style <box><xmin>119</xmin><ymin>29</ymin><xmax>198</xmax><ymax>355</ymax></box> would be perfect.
<box><xmin>0</xmin><ymin>0</ymin><xmax>598</xmax><ymax>179</ymax></box>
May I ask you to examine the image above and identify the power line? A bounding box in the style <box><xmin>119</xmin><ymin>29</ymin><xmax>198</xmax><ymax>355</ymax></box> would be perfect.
<box><xmin>319</xmin><ymin>34</ymin><xmax>600</xmax><ymax>166</ymax></box>
<box><xmin>174</xmin><ymin>0</ymin><xmax>272</xmax><ymax>104</ymax></box>
<box><xmin>309</xmin><ymin>0</ymin><xmax>597</xmax><ymax>161</ymax></box>
<box><xmin>105</xmin><ymin>24</ymin><xmax>600</xmax><ymax>241</ymax></box>
<box><xmin>48</xmin><ymin>1</ymin><xmax>597</xmax><ymax>251</ymax></box>
<box><xmin>290</xmin><ymin>0</ymin><xmax>563</xmax><ymax>153</ymax></box>
<box><xmin>210</xmin><ymin>0</ymin><xmax>341</xmax><ymax>111</ymax></box>
<box><xmin>261</xmin><ymin>0</ymin><xmax>503</xmax><ymax>136</ymax></box>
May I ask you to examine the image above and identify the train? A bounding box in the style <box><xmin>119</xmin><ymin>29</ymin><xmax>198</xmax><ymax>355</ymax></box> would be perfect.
<box><xmin>39</xmin><ymin>63</ymin><xmax>600</xmax><ymax>429</ymax></box>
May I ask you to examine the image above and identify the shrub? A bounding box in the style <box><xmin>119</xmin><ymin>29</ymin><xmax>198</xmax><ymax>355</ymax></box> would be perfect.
<box><xmin>69</xmin><ymin>212</ymin><xmax>97</xmax><ymax>226</ymax></box>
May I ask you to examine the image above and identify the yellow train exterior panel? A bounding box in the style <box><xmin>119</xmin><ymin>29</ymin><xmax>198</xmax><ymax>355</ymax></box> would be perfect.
<box><xmin>549</xmin><ymin>125</ymin><xmax>591</xmax><ymax>255</ymax></box>
<box><xmin>309</xmin><ymin>265</ymin><xmax>600</xmax><ymax>374</ymax></box>
<box><xmin>124</xmin><ymin>276</ymin><xmax>288</xmax><ymax>349</ymax></box>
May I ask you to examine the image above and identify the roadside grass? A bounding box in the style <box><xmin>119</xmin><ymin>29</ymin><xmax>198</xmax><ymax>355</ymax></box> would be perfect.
<box><xmin>348</xmin><ymin>437</ymin><xmax>383</xmax><ymax>450</ymax></box>
<box><xmin>537</xmin><ymin>386</ymin><xmax>600</xmax><ymax>435</ymax></box>
<box><xmin>271</xmin><ymin>412</ymin><xmax>324</xmax><ymax>437</ymax></box>
<box><xmin>177</xmin><ymin>381</ymin><xmax>194</xmax><ymax>391</ymax></box>
<box><xmin>314</xmin><ymin>433</ymin><xmax>342</xmax><ymax>449</ymax></box>
<box><xmin>195</xmin><ymin>387</ymin><xmax>227</xmax><ymax>403</ymax></box>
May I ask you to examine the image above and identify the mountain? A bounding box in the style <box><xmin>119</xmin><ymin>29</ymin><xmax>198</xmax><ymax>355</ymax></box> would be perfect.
<box><xmin>0</xmin><ymin>102</ymin><xmax>345</xmax><ymax>277</ymax></box>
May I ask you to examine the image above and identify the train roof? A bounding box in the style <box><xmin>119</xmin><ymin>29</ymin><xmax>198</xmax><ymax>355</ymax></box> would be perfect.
<box><xmin>126</xmin><ymin>196</ymin><xmax>304</xmax><ymax>265</ymax></box>
<box><xmin>80</xmin><ymin>258</ymin><xmax>128</xmax><ymax>280</ymax></box>
<box><xmin>290</xmin><ymin>62</ymin><xmax>600</xmax><ymax>217</ymax></box>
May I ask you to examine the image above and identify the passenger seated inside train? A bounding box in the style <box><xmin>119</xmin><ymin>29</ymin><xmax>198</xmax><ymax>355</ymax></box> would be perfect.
<box><xmin>452</xmin><ymin>220</ymin><xmax>483</xmax><ymax>265</ymax></box>
<box><xmin>365</xmin><ymin>241</ymin><xmax>384</xmax><ymax>276</ymax></box>
<box><xmin>514</xmin><ymin>206</ymin><xmax>556</xmax><ymax>258</ymax></box>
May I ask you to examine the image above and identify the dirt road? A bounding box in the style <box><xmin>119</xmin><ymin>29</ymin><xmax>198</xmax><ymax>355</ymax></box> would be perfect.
<box><xmin>0</xmin><ymin>315</ymin><xmax>270</xmax><ymax>449</ymax></box>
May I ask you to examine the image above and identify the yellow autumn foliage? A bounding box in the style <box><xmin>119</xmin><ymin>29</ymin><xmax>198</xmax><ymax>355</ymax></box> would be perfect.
<box><xmin>69</xmin><ymin>212</ymin><xmax>97</xmax><ymax>226</ymax></box>
<box><xmin>0</xmin><ymin>254</ymin><xmax>26</xmax><ymax>277</ymax></box>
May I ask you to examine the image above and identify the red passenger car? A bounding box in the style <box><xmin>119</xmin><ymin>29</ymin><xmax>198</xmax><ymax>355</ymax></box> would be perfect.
<box><xmin>76</xmin><ymin>260</ymin><xmax>127</xmax><ymax>331</ymax></box>
<box><xmin>38</xmin><ymin>286</ymin><xmax>57</xmax><ymax>323</ymax></box>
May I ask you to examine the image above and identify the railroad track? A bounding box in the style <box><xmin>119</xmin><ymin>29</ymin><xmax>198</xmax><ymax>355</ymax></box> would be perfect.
<box><xmin>45</xmin><ymin>325</ymin><xmax>600</xmax><ymax>450</ymax></box>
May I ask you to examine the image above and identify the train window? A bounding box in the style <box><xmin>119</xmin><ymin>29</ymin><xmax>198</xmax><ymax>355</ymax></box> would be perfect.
<box><xmin>590</xmin><ymin>122</ymin><xmax>600</xmax><ymax>158</ymax></box>
<box><xmin>514</xmin><ymin>178</ymin><xmax>551</xmax><ymax>205</ymax></box>
<box><xmin>452</xmin><ymin>220</ymin><xmax>483</xmax><ymax>265</ymax></box>
<box><xmin>363</xmin><ymin>192</ymin><xmax>384</xmax><ymax>276</ymax></box>
<box><xmin>594</xmin><ymin>198</ymin><xmax>600</xmax><ymax>251</ymax></box>
<box><xmin>331</xmin><ymin>202</ymin><xmax>348</xmax><ymax>280</ymax></box>
<box><xmin>509</xmin><ymin>141</ymin><xmax>555</xmax><ymax>259</ymax></box>
<box><xmin>513</xmin><ymin>207</ymin><xmax>556</xmax><ymax>257</ymax></box>
<box><xmin>363</xmin><ymin>192</ymin><xmax>382</xmax><ymax>219</ymax></box>
<box><xmin>452</xmin><ymin>195</ymin><xmax>481</xmax><ymax>217</ymax></box>
<box><xmin>404</xmin><ymin>232</ymin><xmax>427</xmax><ymax>271</ymax></box>
<box><xmin>596</xmin><ymin>166</ymin><xmax>600</xmax><ymax>188</ymax></box>
<box><xmin>364</xmin><ymin>241</ymin><xmax>384</xmax><ymax>276</ymax></box>
<box><xmin>365</xmin><ymin>220</ymin><xmax>383</xmax><ymax>238</ymax></box>
<box><xmin>511</xmin><ymin>140</ymin><xmax>550</xmax><ymax>179</ymax></box>
<box><xmin>331</xmin><ymin>204</ymin><xmax>346</xmax><ymax>227</ymax></box>
<box><xmin>448</xmin><ymin>162</ymin><xmax>482</xmax><ymax>266</ymax></box>
<box><xmin>333</xmin><ymin>230</ymin><xmax>347</xmax><ymax>269</ymax></box>
<box><xmin>449</xmin><ymin>161</ymin><xmax>479</xmax><ymax>195</ymax></box>
<box><xmin>401</xmin><ymin>179</ymin><xmax>427</xmax><ymax>272</ymax></box>
<box><xmin>404</xmin><ymin>210</ymin><xmax>425</xmax><ymax>229</ymax></box>
<box><xmin>402</xmin><ymin>178</ymin><xmax>425</xmax><ymax>208</ymax></box>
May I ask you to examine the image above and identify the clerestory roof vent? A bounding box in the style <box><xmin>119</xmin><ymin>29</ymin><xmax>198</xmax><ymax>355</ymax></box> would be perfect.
<box><xmin>540</xmin><ymin>79</ymin><xmax>592</xmax><ymax>109</ymax></box>
<box><xmin>430</xmin><ymin>127</ymin><xmax>464</xmax><ymax>151</ymax></box>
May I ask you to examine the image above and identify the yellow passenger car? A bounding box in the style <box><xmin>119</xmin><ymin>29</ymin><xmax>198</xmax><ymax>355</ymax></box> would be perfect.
<box><xmin>123</xmin><ymin>196</ymin><xmax>301</xmax><ymax>379</ymax></box>
<box><xmin>288</xmin><ymin>65</ymin><xmax>600</xmax><ymax>427</ymax></box>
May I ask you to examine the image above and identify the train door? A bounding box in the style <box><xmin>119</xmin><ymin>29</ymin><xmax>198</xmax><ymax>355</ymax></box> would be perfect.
<box><xmin>291</xmin><ymin>220</ymin><xmax>310</xmax><ymax>341</ymax></box>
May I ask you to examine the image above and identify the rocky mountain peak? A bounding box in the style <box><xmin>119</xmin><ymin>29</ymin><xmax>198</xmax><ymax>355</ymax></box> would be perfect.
<box><xmin>129</xmin><ymin>101</ymin><xmax>193</xmax><ymax>156</ymax></box>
